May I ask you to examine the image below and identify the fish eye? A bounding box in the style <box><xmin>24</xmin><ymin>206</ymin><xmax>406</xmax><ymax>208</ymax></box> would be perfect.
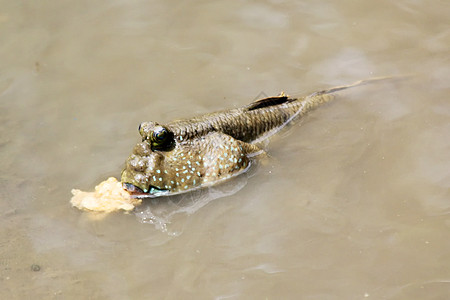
<box><xmin>150</xmin><ymin>126</ymin><xmax>174</xmax><ymax>151</ymax></box>
<box><xmin>152</xmin><ymin>126</ymin><xmax>167</xmax><ymax>141</ymax></box>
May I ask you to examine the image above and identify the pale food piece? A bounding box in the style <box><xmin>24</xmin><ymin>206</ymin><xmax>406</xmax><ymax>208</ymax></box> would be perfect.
<box><xmin>71</xmin><ymin>177</ymin><xmax>141</xmax><ymax>213</ymax></box>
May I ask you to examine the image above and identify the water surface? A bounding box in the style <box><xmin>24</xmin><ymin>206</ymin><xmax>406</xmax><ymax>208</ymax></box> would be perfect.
<box><xmin>1</xmin><ymin>1</ymin><xmax>449</xmax><ymax>299</ymax></box>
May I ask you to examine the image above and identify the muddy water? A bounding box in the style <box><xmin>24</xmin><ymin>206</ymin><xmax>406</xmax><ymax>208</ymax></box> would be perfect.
<box><xmin>1</xmin><ymin>0</ymin><xmax>449</xmax><ymax>299</ymax></box>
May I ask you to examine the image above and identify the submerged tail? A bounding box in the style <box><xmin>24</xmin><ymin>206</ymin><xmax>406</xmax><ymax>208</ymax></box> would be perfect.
<box><xmin>311</xmin><ymin>75</ymin><xmax>411</xmax><ymax>97</ymax></box>
<box><xmin>253</xmin><ymin>75</ymin><xmax>409</xmax><ymax>143</ymax></box>
<box><xmin>299</xmin><ymin>75</ymin><xmax>411</xmax><ymax>112</ymax></box>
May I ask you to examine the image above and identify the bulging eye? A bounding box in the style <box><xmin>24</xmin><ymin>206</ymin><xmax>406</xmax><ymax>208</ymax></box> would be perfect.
<box><xmin>153</xmin><ymin>126</ymin><xmax>167</xmax><ymax>141</ymax></box>
<box><xmin>150</xmin><ymin>125</ymin><xmax>174</xmax><ymax>151</ymax></box>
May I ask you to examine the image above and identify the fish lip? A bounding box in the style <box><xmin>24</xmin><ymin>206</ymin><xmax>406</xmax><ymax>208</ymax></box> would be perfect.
<box><xmin>122</xmin><ymin>182</ymin><xmax>165</xmax><ymax>198</ymax></box>
<box><xmin>122</xmin><ymin>182</ymin><xmax>149</xmax><ymax>197</ymax></box>
<box><xmin>123</xmin><ymin>182</ymin><xmax>145</xmax><ymax>193</ymax></box>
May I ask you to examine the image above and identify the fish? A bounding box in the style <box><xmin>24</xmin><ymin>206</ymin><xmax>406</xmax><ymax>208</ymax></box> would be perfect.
<box><xmin>121</xmin><ymin>77</ymin><xmax>401</xmax><ymax>198</ymax></box>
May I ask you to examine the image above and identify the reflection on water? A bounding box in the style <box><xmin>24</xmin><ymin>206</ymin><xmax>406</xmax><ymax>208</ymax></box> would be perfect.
<box><xmin>134</xmin><ymin>172</ymin><xmax>250</xmax><ymax>234</ymax></box>
<box><xmin>1</xmin><ymin>0</ymin><xmax>449</xmax><ymax>298</ymax></box>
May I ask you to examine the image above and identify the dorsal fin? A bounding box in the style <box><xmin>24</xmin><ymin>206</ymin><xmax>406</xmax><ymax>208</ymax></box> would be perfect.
<box><xmin>246</xmin><ymin>95</ymin><xmax>292</xmax><ymax>111</ymax></box>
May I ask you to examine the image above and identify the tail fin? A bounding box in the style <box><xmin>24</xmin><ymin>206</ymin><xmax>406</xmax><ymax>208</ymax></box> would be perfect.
<box><xmin>311</xmin><ymin>75</ymin><xmax>412</xmax><ymax>97</ymax></box>
<box><xmin>251</xmin><ymin>75</ymin><xmax>411</xmax><ymax>144</ymax></box>
<box><xmin>295</xmin><ymin>75</ymin><xmax>412</xmax><ymax>120</ymax></box>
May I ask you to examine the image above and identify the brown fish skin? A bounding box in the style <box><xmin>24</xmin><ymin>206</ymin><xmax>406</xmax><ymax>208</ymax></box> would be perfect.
<box><xmin>121</xmin><ymin>77</ymin><xmax>400</xmax><ymax>197</ymax></box>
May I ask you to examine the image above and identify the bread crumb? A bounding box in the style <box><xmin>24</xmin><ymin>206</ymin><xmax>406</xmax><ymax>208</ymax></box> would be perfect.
<box><xmin>71</xmin><ymin>177</ymin><xmax>141</xmax><ymax>213</ymax></box>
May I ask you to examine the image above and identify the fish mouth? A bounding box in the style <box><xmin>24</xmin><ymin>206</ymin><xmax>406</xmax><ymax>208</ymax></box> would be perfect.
<box><xmin>122</xmin><ymin>182</ymin><xmax>168</xmax><ymax>198</ymax></box>
<box><xmin>122</xmin><ymin>182</ymin><xmax>152</xmax><ymax>198</ymax></box>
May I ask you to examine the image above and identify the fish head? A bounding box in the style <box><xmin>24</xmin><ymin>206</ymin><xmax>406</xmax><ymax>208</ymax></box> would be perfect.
<box><xmin>121</xmin><ymin>122</ymin><xmax>207</xmax><ymax>197</ymax></box>
<box><xmin>121</xmin><ymin>122</ymin><xmax>252</xmax><ymax>198</ymax></box>
<box><xmin>121</xmin><ymin>141</ymin><xmax>165</xmax><ymax>197</ymax></box>
<box><xmin>121</xmin><ymin>122</ymin><xmax>176</xmax><ymax>197</ymax></box>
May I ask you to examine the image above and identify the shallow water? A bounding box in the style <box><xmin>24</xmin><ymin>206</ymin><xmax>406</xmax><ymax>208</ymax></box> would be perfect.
<box><xmin>1</xmin><ymin>0</ymin><xmax>449</xmax><ymax>299</ymax></box>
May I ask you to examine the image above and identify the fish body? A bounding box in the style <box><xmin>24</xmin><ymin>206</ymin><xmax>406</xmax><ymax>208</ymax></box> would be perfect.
<box><xmin>121</xmin><ymin>77</ymin><xmax>397</xmax><ymax>197</ymax></box>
